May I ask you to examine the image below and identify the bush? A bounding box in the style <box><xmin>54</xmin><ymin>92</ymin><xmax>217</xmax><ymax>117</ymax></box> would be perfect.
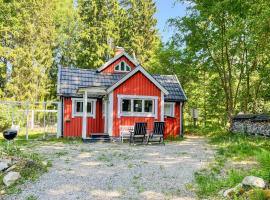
<box><xmin>0</xmin><ymin>105</ymin><xmax>12</xmax><ymax>132</ymax></box>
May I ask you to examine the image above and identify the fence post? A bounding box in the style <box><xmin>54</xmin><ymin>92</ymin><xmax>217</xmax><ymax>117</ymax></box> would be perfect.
<box><xmin>25</xmin><ymin>102</ymin><xmax>29</xmax><ymax>140</ymax></box>
<box><xmin>31</xmin><ymin>110</ymin><xmax>34</xmax><ymax>129</ymax></box>
<box><xmin>43</xmin><ymin>102</ymin><xmax>47</xmax><ymax>139</ymax></box>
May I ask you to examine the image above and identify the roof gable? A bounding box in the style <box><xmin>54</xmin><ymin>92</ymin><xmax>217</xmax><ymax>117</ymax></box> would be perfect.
<box><xmin>97</xmin><ymin>52</ymin><xmax>139</xmax><ymax>72</ymax></box>
<box><xmin>106</xmin><ymin>66</ymin><xmax>169</xmax><ymax>95</ymax></box>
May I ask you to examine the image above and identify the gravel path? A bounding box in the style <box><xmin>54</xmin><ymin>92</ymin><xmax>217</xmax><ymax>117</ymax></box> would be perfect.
<box><xmin>5</xmin><ymin>136</ymin><xmax>214</xmax><ymax>200</ymax></box>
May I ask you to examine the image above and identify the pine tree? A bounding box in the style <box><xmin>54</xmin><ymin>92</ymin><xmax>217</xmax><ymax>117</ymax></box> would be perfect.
<box><xmin>119</xmin><ymin>0</ymin><xmax>160</xmax><ymax>67</ymax></box>
<box><xmin>0</xmin><ymin>0</ymin><xmax>55</xmax><ymax>101</ymax></box>
<box><xmin>76</xmin><ymin>0</ymin><xmax>121</xmax><ymax>68</ymax></box>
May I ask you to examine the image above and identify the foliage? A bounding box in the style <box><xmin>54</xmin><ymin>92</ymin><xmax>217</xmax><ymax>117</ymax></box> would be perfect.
<box><xmin>0</xmin><ymin>104</ymin><xmax>12</xmax><ymax>132</ymax></box>
<box><xmin>167</xmin><ymin>0</ymin><xmax>270</xmax><ymax>124</ymax></box>
<box><xmin>0</xmin><ymin>0</ymin><xmax>56</xmax><ymax>101</ymax></box>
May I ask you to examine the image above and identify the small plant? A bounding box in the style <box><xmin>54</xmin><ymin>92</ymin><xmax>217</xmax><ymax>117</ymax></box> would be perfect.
<box><xmin>55</xmin><ymin>151</ymin><xmax>68</xmax><ymax>157</ymax></box>
<box><xmin>26</xmin><ymin>195</ymin><xmax>38</xmax><ymax>200</ymax></box>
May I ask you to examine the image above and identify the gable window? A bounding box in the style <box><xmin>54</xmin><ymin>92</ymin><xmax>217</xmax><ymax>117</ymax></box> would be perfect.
<box><xmin>115</xmin><ymin>61</ymin><xmax>131</xmax><ymax>72</ymax></box>
<box><xmin>164</xmin><ymin>102</ymin><xmax>175</xmax><ymax>117</ymax></box>
<box><xmin>118</xmin><ymin>95</ymin><xmax>158</xmax><ymax>118</ymax></box>
<box><xmin>72</xmin><ymin>98</ymin><xmax>96</xmax><ymax>118</ymax></box>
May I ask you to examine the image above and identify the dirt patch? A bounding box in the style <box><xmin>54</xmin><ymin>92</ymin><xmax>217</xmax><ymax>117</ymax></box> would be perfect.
<box><xmin>4</xmin><ymin>136</ymin><xmax>214</xmax><ymax>200</ymax></box>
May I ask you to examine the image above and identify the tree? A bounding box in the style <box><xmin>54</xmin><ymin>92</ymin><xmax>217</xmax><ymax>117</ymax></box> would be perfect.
<box><xmin>119</xmin><ymin>0</ymin><xmax>160</xmax><ymax>67</ymax></box>
<box><xmin>0</xmin><ymin>0</ymin><xmax>55</xmax><ymax>102</ymax></box>
<box><xmin>169</xmin><ymin>0</ymin><xmax>270</xmax><ymax>122</ymax></box>
<box><xmin>76</xmin><ymin>0</ymin><xmax>121</xmax><ymax>68</ymax></box>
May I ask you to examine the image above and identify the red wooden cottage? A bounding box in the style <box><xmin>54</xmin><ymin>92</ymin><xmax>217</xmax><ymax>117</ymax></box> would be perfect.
<box><xmin>57</xmin><ymin>47</ymin><xmax>187</xmax><ymax>140</ymax></box>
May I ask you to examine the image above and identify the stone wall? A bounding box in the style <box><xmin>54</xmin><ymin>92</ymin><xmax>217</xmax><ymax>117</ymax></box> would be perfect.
<box><xmin>231</xmin><ymin>114</ymin><xmax>270</xmax><ymax>137</ymax></box>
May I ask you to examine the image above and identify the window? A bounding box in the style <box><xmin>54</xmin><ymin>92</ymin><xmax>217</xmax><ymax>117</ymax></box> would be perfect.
<box><xmin>133</xmin><ymin>100</ymin><xmax>142</xmax><ymax>112</ymax></box>
<box><xmin>72</xmin><ymin>98</ymin><xmax>96</xmax><ymax>117</ymax></box>
<box><xmin>122</xmin><ymin>99</ymin><xmax>131</xmax><ymax>112</ymax></box>
<box><xmin>118</xmin><ymin>95</ymin><xmax>158</xmax><ymax>118</ymax></box>
<box><xmin>144</xmin><ymin>100</ymin><xmax>153</xmax><ymax>113</ymax></box>
<box><xmin>164</xmin><ymin>102</ymin><xmax>175</xmax><ymax>117</ymax></box>
<box><xmin>114</xmin><ymin>61</ymin><xmax>131</xmax><ymax>72</ymax></box>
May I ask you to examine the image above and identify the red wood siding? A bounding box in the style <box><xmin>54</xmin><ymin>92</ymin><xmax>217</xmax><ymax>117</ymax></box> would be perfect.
<box><xmin>112</xmin><ymin>71</ymin><xmax>161</xmax><ymax>137</ymax></box>
<box><xmin>63</xmin><ymin>97</ymin><xmax>104</xmax><ymax>137</ymax></box>
<box><xmin>100</xmin><ymin>56</ymin><xmax>136</xmax><ymax>74</ymax></box>
<box><xmin>164</xmin><ymin>103</ymin><xmax>181</xmax><ymax>138</ymax></box>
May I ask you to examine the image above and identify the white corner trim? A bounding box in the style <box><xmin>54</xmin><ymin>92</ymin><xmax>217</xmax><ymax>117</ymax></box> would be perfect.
<box><xmin>107</xmin><ymin>66</ymin><xmax>169</xmax><ymax>95</ymax></box>
<box><xmin>71</xmin><ymin>98</ymin><xmax>97</xmax><ymax>118</ymax></box>
<box><xmin>82</xmin><ymin>91</ymin><xmax>88</xmax><ymax>139</ymax></box>
<box><xmin>97</xmin><ymin>52</ymin><xmax>139</xmax><ymax>72</ymax></box>
<box><xmin>108</xmin><ymin>92</ymin><xmax>114</xmax><ymax>136</ymax></box>
<box><xmin>117</xmin><ymin>94</ymin><xmax>158</xmax><ymax>118</ymax></box>
<box><xmin>161</xmin><ymin>92</ymin><xmax>164</xmax><ymax>121</ymax></box>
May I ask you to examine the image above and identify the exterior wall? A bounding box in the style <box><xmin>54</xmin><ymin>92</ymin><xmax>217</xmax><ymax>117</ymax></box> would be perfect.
<box><xmin>100</xmin><ymin>56</ymin><xmax>136</xmax><ymax>74</ymax></box>
<box><xmin>112</xmin><ymin>71</ymin><xmax>161</xmax><ymax>137</ymax></box>
<box><xmin>63</xmin><ymin>97</ymin><xmax>104</xmax><ymax>137</ymax></box>
<box><xmin>164</xmin><ymin>102</ymin><xmax>181</xmax><ymax>138</ymax></box>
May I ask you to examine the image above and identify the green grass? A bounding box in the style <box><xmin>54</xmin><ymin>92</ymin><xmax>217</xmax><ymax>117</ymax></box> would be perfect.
<box><xmin>0</xmin><ymin>144</ymin><xmax>49</xmax><ymax>195</ymax></box>
<box><xmin>190</xmin><ymin>126</ymin><xmax>270</xmax><ymax>199</ymax></box>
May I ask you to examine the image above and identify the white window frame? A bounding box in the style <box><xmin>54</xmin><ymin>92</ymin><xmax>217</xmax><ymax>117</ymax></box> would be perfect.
<box><xmin>164</xmin><ymin>102</ymin><xmax>175</xmax><ymax>117</ymax></box>
<box><xmin>71</xmin><ymin>98</ymin><xmax>96</xmax><ymax>118</ymax></box>
<box><xmin>117</xmin><ymin>95</ymin><xmax>158</xmax><ymax>119</ymax></box>
<box><xmin>114</xmin><ymin>61</ymin><xmax>131</xmax><ymax>72</ymax></box>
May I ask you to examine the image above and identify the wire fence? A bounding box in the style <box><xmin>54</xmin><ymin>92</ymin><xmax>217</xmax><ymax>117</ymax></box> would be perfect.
<box><xmin>0</xmin><ymin>101</ymin><xmax>61</xmax><ymax>140</ymax></box>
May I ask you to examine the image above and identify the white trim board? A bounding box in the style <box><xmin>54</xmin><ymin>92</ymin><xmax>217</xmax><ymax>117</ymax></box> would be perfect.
<box><xmin>97</xmin><ymin>52</ymin><xmax>139</xmax><ymax>72</ymax></box>
<box><xmin>117</xmin><ymin>94</ymin><xmax>158</xmax><ymax>119</ymax></box>
<box><xmin>108</xmin><ymin>92</ymin><xmax>114</xmax><ymax>136</ymax></box>
<box><xmin>107</xmin><ymin>65</ymin><xmax>169</xmax><ymax>95</ymax></box>
<box><xmin>71</xmin><ymin>98</ymin><xmax>97</xmax><ymax>118</ymax></box>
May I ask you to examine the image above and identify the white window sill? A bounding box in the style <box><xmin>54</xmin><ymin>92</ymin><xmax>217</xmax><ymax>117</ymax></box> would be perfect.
<box><xmin>120</xmin><ymin>112</ymin><xmax>156</xmax><ymax>118</ymax></box>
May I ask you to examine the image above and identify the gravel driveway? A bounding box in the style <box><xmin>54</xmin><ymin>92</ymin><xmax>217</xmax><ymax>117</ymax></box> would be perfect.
<box><xmin>6</xmin><ymin>136</ymin><xmax>214</xmax><ymax>200</ymax></box>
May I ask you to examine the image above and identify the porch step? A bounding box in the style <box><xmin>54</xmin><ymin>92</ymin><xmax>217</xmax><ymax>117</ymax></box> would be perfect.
<box><xmin>83</xmin><ymin>134</ymin><xmax>111</xmax><ymax>143</ymax></box>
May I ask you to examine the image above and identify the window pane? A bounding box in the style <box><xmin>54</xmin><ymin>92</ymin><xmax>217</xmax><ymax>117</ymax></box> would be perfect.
<box><xmin>144</xmin><ymin>100</ymin><xmax>153</xmax><ymax>113</ymax></box>
<box><xmin>133</xmin><ymin>100</ymin><xmax>142</xmax><ymax>112</ymax></box>
<box><xmin>126</xmin><ymin>65</ymin><xmax>131</xmax><ymax>71</ymax></box>
<box><xmin>87</xmin><ymin>102</ymin><xmax>92</xmax><ymax>113</ymax></box>
<box><xmin>164</xmin><ymin>104</ymin><xmax>171</xmax><ymax>116</ymax></box>
<box><xmin>120</xmin><ymin>62</ymin><xmax>125</xmax><ymax>71</ymax></box>
<box><xmin>115</xmin><ymin>65</ymin><xmax>119</xmax><ymax>70</ymax></box>
<box><xmin>76</xmin><ymin>101</ymin><xmax>83</xmax><ymax>113</ymax></box>
<box><xmin>122</xmin><ymin>99</ymin><xmax>131</xmax><ymax>112</ymax></box>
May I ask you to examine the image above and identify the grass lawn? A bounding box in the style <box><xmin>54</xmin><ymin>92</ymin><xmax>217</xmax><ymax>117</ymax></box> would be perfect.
<box><xmin>190</xmin><ymin>126</ymin><xmax>270</xmax><ymax>199</ymax></box>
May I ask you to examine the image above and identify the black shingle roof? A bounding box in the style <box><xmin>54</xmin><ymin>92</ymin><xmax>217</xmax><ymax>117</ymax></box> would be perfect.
<box><xmin>58</xmin><ymin>67</ymin><xmax>187</xmax><ymax>102</ymax></box>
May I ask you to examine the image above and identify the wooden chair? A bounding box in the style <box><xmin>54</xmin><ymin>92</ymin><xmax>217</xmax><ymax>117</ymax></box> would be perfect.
<box><xmin>147</xmin><ymin>122</ymin><xmax>165</xmax><ymax>145</ymax></box>
<box><xmin>129</xmin><ymin>122</ymin><xmax>147</xmax><ymax>145</ymax></box>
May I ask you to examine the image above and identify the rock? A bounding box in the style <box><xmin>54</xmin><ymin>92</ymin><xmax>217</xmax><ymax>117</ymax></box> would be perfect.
<box><xmin>242</xmin><ymin>176</ymin><xmax>266</xmax><ymax>189</ymax></box>
<box><xmin>0</xmin><ymin>190</ymin><xmax>5</xmax><ymax>195</ymax></box>
<box><xmin>0</xmin><ymin>162</ymin><xmax>8</xmax><ymax>172</ymax></box>
<box><xmin>223</xmin><ymin>183</ymin><xmax>243</xmax><ymax>197</ymax></box>
<box><xmin>3</xmin><ymin>171</ymin><xmax>21</xmax><ymax>187</ymax></box>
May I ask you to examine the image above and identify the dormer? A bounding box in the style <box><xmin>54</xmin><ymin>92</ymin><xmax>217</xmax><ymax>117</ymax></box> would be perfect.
<box><xmin>97</xmin><ymin>47</ymin><xmax>138</xmax><ymax>74</ymax></box>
